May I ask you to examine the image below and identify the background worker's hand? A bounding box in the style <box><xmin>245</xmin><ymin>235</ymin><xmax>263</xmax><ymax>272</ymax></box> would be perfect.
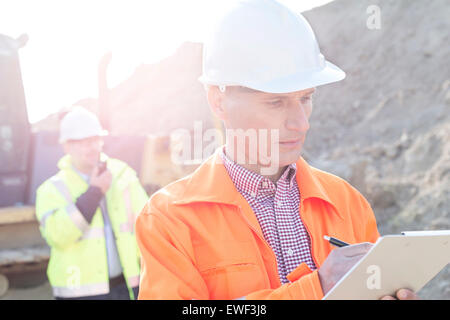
<box><xmin>380</xmin><ymin>289</ymin><xmax>420</xmax><ymax>300</ymax></box>
<box><xmin>90</xmin><ymin>165</ymin><xmax>112</xmax><ymax>194</ymax></box>
<box><xmin>318</xmin><ymin>242</ymin><xmax>373</xmax><ymax>295</ymax></box>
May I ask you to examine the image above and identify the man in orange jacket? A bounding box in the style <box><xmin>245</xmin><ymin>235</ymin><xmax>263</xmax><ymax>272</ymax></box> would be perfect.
<box><xmin>135</xmin><ymin>0</ymin><xmax>418</xmax><ymax>300</ymax></box>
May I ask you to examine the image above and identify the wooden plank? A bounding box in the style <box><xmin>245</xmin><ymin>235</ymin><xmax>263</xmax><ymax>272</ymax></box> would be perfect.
<box><xmin>0</xmin><ymin>245</ymin><xmax>50</xmax><ymax>266</ymax></box>
<box><xmin>0</xmin><ymin>221</ymin><xmax>46</xmax><ymax>250</ymax></box>
<box><xmin>0</xmin><ymin>206</ymin><xmax>36</xmax><ymax>225</ymax></box>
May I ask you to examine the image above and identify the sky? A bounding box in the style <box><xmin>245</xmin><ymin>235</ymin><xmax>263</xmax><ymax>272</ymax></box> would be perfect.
<box><xmin>1</xmin><ymin>0</ymin><xmax>334</xmax><ymax>123</ymax></box>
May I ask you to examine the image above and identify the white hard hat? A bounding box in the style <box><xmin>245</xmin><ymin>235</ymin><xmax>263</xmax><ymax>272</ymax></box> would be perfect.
<box><xmin>199</xmin><ymin>0</ymin><xmax>346</xmax><ymax>93</ymax></box>
<box><xmin>59</xmin><ymin>107</ymin><xmax>107</xmax><ymax>143</ymax></box>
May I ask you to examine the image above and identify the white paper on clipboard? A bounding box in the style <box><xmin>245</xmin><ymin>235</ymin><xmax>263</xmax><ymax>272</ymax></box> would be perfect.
<box><xmin>322</xmin><ymin>230</ymin><xmax>450</xmax><ymax>300</ymax></box>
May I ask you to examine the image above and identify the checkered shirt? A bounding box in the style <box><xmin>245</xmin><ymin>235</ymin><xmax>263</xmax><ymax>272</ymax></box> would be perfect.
<box><xmin>219</xmin><ymin>147</ymin><xmax>316</xmax><ymax>284</ymax></box>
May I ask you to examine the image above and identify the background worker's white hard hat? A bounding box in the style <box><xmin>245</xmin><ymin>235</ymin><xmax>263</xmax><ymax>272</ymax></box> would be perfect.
<box><xmin>199</xmin><ymin>0</ymin><xmax>346</xmax><ymax>93</ymax></box>
<box><xmin>59</xmin><ymin>107</ymin><xmax>108</xmax><ymax>143</ymax></box>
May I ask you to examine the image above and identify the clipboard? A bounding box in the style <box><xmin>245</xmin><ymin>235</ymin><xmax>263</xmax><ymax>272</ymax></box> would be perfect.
<box><xmin>322</xmin><ymin>230</ymin><xmax>450</xmax><ymax>300</ymax></box>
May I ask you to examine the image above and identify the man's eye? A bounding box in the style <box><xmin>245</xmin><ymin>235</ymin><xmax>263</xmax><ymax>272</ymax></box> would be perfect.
<box><xmin>300</xmin><ymin>96</ymin><xmax>312</xmax><ymax>103</ymax></box>
<box><xmin>269</xmin><ymin>100</ymin><xmax>282</xmax><ymax>106</ymax></box>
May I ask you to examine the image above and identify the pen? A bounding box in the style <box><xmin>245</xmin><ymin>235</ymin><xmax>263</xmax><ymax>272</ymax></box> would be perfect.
<box><xmin>324</xmin><ymin>235</ymin><xmax>350</xmax><ymax>247</ymax></box>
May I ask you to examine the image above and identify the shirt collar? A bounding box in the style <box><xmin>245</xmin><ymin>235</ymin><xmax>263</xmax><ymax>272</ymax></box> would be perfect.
<box><xmin>173</xmin><ymin>145</ymin><xmax>343</xmax><ymax>220</ymax></box>
<box><xmin>72</xmin><ymin>165</ymin><xmax>89</xmax><ymax>182</ymax></box>
<box><xmin>219</xmin><ymin>146</ymin><xmax>297</xmax><ymax>198</ymax></box>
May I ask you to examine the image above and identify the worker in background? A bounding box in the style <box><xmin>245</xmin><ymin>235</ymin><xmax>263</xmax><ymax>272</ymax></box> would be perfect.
<box><xmin>35</xmin><ymin>107</ymin><xmax>148</xmax><ymax>300</ymax></box>
<box><xmin>135</xmin><ymin>0</ymin><xmax>418</xmax><ymax>300</ymax></box>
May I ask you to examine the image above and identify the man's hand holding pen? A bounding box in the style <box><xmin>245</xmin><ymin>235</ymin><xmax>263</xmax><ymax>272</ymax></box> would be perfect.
<box><xmin>319</xmin><ymin>235</ymin><xmax>420</xmax><ymax>300</ymax></box>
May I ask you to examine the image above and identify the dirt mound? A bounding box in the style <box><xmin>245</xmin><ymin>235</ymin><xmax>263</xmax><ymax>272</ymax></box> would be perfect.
<box><xmin>302</xmin><ymin>0</ymin><xmax>449</xmax><ymax>299</ymax></box>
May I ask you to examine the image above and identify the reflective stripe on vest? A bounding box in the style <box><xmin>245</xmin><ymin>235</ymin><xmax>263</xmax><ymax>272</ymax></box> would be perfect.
<box><xmin>81</xmin><ymin>226</ymin><xmax>105</xmax><ymax>240</ymax></box>
<box><xmin>66</xmin><ymin>203</ymin><xmax>90</xmax><ymax>231</ymax></box>
<box><xmin>52</xmin><ymin>282</ymin><xmax>109</xmax><ymax>298</ymax></box>
<box><xmin>39</xmin><ymin>209</ymin><xmax>57</xmax><ymax>228</ymax></box>
<box><xmin>50</xmin><ymin>177</ymin><xmax>89</xmax><ymax>231</ymax></box>
<box><xmin>49</xmin><ymin>176</ymin><xmax>72</xmax><ymax>201</ymax></box>
<box><xmin>119</xmin><ymin>186</ymin><xmax>135</xmax><ymax>233</ymax></box>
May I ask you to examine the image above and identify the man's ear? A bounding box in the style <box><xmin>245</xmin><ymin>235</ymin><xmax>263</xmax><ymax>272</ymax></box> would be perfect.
<box><xmin>206</xmin><ymin>85</ymin><xmax>227</xmax><ymax>121</ymax></box>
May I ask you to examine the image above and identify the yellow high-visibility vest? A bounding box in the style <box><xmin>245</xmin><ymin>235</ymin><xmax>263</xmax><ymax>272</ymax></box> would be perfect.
<box><xmin>35</xmin><ymin>153</ymin><xmax>148</xmax><ymax>299</ymax></box>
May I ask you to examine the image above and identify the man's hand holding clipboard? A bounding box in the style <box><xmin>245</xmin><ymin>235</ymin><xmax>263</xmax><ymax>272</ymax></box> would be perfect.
<box><xmin>319</xmin><ymin>235</ymin><xmax>420</xmax><ymax>300</ymax></box>
<box><xmin>320</xmin><ymin>231</ymin><xmax>450</xmax><ymax>300</ymax></box>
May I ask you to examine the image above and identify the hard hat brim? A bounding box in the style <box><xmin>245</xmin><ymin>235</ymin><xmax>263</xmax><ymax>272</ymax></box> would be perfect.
<box><xmin>244</xmin><ymin>60</ymin><xmax>346</xmax><ymax>94</ymax></box>
<box><xmin>59</xmin><ymin>129</ymin><xmax>108</xmax><ymax>144</ymax></box>
<box><xmin>199</xmin><ymin>60</ymin><xmax>346</xmax><ymax>94</ymax></box>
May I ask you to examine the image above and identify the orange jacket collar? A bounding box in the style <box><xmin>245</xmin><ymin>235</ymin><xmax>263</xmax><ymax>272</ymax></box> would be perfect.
<box><xmin>173</xmin><ymin>146</ymin><xmax>343</xmax><ymax>219</ymax></box>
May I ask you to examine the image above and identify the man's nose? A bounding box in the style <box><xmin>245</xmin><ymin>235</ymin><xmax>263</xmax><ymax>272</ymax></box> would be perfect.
<box><xmin>285</xmin><ymin>103</ymin><xmax>310</xmax><ymax>133</ymax></box>
<box><xmin>82</xmin><ymin>141</ymin><xmax>100</xmax><ymax>152</ymax></box>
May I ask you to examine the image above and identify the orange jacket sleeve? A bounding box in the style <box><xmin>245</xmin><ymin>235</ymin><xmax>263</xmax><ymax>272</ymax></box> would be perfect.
<box><xmin>135</xmin><ymin>207</ymin><xmax>210</xmax><ymax>299</ymax></box>
<box><xmin>135</xmin><ymin>204</ymin><xmax>324</xmax><ymax>300</ymax></box>
<box><xmin>359</xmin><ymin>192</ymin><xmax>381</xmax><ymax>244</ymax></box>
<box><xmin>244</xmin><ymin>267</ymin><xmax>323</xmax><ymax>299</ymax></box>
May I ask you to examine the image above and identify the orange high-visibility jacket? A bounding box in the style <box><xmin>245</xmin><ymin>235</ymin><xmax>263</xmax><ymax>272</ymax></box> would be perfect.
<box><xmin>135</xmin><ymin>148</ymin><xmax>380</xmax><ymax>299</ymax></box>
